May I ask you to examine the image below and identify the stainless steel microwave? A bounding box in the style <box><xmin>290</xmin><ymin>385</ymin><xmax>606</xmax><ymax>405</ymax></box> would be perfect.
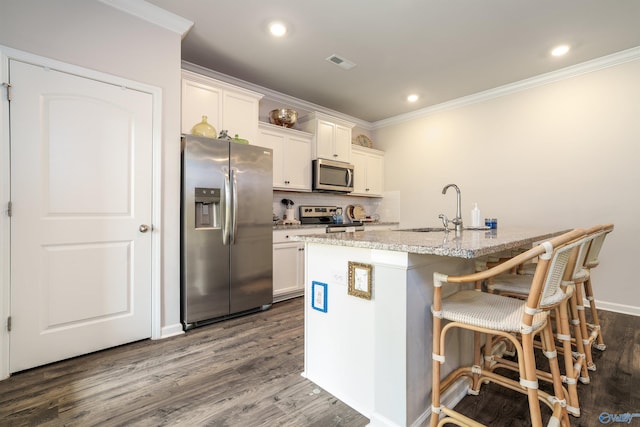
<box><xmin>312</xmin><ymin>158</ymin><xmax>354</xmax><ymax>193</ymax></box>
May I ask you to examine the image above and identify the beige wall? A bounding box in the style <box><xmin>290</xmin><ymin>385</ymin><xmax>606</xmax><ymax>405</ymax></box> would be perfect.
<box><xmin>0</xmin><ymin>0</ymin><xmax>183</xmax><ymax>330</ymax></box>
<box><xmin>374</xmin><ymin>58</ymin><xmax>640</xmax><ymax>313</ymax></box>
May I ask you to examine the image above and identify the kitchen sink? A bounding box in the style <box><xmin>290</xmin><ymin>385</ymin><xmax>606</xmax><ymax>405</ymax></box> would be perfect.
<box><xmin>394</xmin><ymin>227</ymin><xmax>448</xmax><ymax>232</ymax></box>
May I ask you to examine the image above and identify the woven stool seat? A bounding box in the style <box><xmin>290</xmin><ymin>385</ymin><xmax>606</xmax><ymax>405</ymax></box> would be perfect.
<box><xmin>441</xmin><ymin>290</ymin><xmax>547</xmax><ymax>332</ymax></box>
<box><xmin>487</xmin><ymin>274</ymin><xmax>569</xmax><ymax>308</ymax></box>
<box><xmin>487</xmin><ymin>274</ymin><xmax>531</xmax><ymax>293</ymax></box>
<box><xmin>572</xmin><ymin>268</ymin><xmax>589</xmax><ymax>282</ymax></box>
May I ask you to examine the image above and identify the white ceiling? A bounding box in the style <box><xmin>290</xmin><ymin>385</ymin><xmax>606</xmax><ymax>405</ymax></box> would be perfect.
<box><xmin>147</xmin><ymin>0</ymin><xmax>640</xmax><ymax>123</ymax></box>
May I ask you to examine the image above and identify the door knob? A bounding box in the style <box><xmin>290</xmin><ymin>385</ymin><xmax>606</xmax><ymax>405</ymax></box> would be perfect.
<box><xmin>139</xmin><ymin>224</ymin><xmax>150</xmax><ymax>233</ymax></box>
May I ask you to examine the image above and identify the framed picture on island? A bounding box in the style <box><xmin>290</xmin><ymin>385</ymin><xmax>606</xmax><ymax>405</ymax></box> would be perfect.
<box><xmin>348</xmin><ymin>261</ymin><xmax>372</xmax><ymax>300</ymax></box>
<box><xmin>311</xmin><ymin>281</ymin><xmax>328</xmax><ymax>312</ymax></box>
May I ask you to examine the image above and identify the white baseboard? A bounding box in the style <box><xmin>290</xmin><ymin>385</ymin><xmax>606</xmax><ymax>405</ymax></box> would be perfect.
<box><xmin>367</xmin><ymin>378</ymin><xmax>469</xmax><ymax>427</ymax></box>
<box><xmin>595</xmin><ymin>300</ymin><xmax>640</xmax><ymax>316</ymax></box>
<box><xmin>411</xmin><ymin>379</ymin><xmax>469</xmax><ymax>427</ymax></box>
<box><xmin>272</xmin><ymin>289</ymin><xmax>304</xmax><ymax>304</ymax></box>
<box><xmin>159</xmin><ymin>323</ymin><xmax>184</xmax><ymax>339</ymax></box>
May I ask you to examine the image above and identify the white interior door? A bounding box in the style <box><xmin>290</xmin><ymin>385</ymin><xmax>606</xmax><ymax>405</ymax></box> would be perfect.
<box><xmin>9</xmin><ymin>59</ymin><xmax>153</xmax><ymax>372</ymax></box>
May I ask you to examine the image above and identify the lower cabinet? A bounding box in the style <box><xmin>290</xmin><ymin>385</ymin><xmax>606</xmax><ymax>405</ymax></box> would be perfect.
<box><xmin>273</xmin><ymin>228</ymin><xmax>324</xmax><ymax>302</ymax></box>
<box><xmin>273</xmin><ymin>241</ymin><xmax>304</xmax><ymax>302</ymax></box>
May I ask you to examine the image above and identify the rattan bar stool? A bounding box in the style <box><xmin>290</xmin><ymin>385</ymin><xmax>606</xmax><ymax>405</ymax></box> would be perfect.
<box><xmin>430</xmin><ymin>228</ymin><xmax>584</xmax><ymax>427</ymax></box>
<box><xmin>483</xmin><ymin>227</ymin><xmax>602</xmax><ymax>418</ymax></box>
<box><xmin>487</xmin><ymin>224</ymin><xmax>613</xmax><ymax>372</ymax></box>
<box><xmin>572</xmin><ymin>224</ymin><xmax>613</xmax><ymax>366</ymax></box>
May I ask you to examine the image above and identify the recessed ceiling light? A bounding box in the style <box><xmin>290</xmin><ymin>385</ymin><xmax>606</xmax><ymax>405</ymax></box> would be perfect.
<box><xmin>551</xmin><ymin>45</ymin><xmax>570</xmax><ymax>57</ymax></box>
<box><xmin>407</xmin><ymin>94</ymin><xmax>419</xmax><ymax>103</ymax></box>
<box><xmin>269</xmin><ymin>21</ymin><xmax>287</xmax><ymax>37</ymax></box>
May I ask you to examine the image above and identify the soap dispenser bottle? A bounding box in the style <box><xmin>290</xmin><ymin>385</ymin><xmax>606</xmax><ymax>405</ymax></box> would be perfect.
<box><xmin>471</xmin><ymin>203</ymin><xmax>481</xmax><ymax>227</ymax></box>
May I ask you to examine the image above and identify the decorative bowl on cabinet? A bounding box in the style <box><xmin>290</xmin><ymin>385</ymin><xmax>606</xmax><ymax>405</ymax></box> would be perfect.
<box><xmin>269</xmin><ymin>109</ymin><xmax>298</xmax><ymax>128</ymax></box>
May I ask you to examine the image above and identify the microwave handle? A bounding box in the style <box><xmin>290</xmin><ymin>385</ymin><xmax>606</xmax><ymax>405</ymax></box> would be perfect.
<box><xmin>346</xmin><ymin>168</ymin><xmax>353</xmax><ymax>186</ymax></box>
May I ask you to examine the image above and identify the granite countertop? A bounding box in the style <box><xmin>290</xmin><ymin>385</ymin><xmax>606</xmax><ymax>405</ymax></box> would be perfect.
<box><xmin>273</xmin><ymin>223</ymin><xmax>327</xmax><ymax>231</ymax></box>
<box><xmin>273</xmin><ymin>221</ymin><xmax>399</xmax><ymax>231</ymax></box>
<box><xmin>291</xmin><ymin>226</ymin><xmax>569</xmax><ymax>259</ymax></box>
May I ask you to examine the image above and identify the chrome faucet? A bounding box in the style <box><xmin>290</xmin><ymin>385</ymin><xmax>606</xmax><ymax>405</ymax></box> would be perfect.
<box><xmin>441</xmin><ymin>184</ymin><xmax>463</xmax><ymax>232</ymax></box>
<box><xmin>438</xmin><ymin>213</ymin><xmax>449</xmax><ymax>230</ymax></box>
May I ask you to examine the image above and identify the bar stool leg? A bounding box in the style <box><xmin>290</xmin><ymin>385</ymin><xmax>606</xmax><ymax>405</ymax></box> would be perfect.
<box><xmin>521</xmin><ymin>331</ymin><xmax>544</xmax><ymax>426</ymax></box>
<box><xmin>558</xmin><ymin>298</ymin><xmax>581</xmax><ymax>417</ymax></box>
<box><xmin>541</xmin><ymin>320</ymin><xmax>570</xmax><ymax>426</ymax></box>
<box><xmin>430</xmin><ymin>315</ymin><xmax>443</xmax><ymax>427</ymax></box>
<box><xmin>584</xmin><ymin>277</ymin><xmax>606</xmax><ymax>351</ymax></box>
<box><xmin>471</xmin><ymin>331</ymin><xmax>483</xmax><ymax>393</ymax></box>
<box><xmin>572</xmin><ymin>284</ymin><xmax>595</xmax><ymax>373</ymax></box>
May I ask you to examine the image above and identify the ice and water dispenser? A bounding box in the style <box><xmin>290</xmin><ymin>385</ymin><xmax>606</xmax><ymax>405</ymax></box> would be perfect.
<box><xmin>194</xmin><ymin>187</ymin><xmax>221</xmax><ymax>229</ymax></box>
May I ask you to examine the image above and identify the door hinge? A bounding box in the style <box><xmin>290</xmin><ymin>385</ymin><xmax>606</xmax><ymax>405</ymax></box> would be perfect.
<box><xmin>7</xmin><ymin>316</ymin><xmax>11</xmax><ymax>332</ymax></box>
<box><xmin>7</xmin><ymin>201</ymin><xmax>12</xmax><ymax>217</ymax></box>
<box><xmin>2</xmin><ymin>82</ymin><xmax>11</xmax><ymax>101</ymax></box>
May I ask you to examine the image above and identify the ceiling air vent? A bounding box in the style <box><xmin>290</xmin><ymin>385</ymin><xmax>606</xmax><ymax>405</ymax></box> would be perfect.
<box><xmin>326</xmin><ymin>54</ymin><xmax>356</xmax><ymax>70</ymax></box>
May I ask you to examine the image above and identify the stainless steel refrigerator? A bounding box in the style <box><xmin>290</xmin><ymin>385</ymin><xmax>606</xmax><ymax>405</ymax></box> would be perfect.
<box><xmin>181</xmin><ymin>135</ymin><xmax>273</xmax><ymax>330</ymax></box>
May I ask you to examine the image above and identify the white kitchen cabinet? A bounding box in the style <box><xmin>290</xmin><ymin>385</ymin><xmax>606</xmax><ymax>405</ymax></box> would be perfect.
<box><xmin>181</xmin><ymin>70</ymin><xmax>263</xmax><ymax>144</ymax></box>
<box><xmin>273</xmin><ymin>241</ymin><xmax>304</xmax><ymax>302</ymax></box>
<box><xmin>273</xmin><ymin>228</ymin><xmax>324</xmax><ymax>302</ymax></box>
<box><xmin>258</xmin><ymin>122</ymin><xmax>312</xmax><ymax>191</ymax></box>
<box><xmin>297</xmin><ymin>112</ymin><xmax>354</xmax><ymax>163</ymax></box>
<box><xmin>351</xmin><ymin>145</ymin><xmax>385</xmax><ymax>197</ymax></box>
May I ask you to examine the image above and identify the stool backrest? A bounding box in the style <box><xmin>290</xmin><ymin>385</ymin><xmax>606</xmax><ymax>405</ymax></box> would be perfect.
<box><xmin>536</xmin><ymin>236</ymin><xmax>584</xmax><ymax>308</ymax></box>
<box><xmin>584</xmin><ymin>224</ymin><xmax>614</xmax><ymax>269</ymax></box>
<box><xmin>569</xmin><ymin>225</ymin><xmax>605</xmax><ymax>280</ymax></box>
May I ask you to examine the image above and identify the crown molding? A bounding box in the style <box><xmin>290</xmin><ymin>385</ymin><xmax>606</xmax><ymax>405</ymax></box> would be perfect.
<box><xmin>181</xmin><ymin>61</ymin><xmax>373</xmax><ymax>131</ymax></box>
<box><xmin>373</xmin><ymin>46</ymin><xmax>640</xmax><ymax>129</ymax></box>
<box><xmin>184</xmin><ymin>45</ymin><xmax>640</xmax><ymax>132</ymax></box>
<box><xmin>99</xmin><ymin>0</ymin><xmax>193</xmax><ymax>38</ymax></box>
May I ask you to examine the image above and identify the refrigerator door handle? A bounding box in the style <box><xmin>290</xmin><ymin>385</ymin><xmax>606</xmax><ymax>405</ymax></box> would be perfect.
<box><xmin>231</xmin><ymin>168</ymin><xmax>238</xmax><ymax>245</ymax></box>
<box><xmin>223</xmin><ymin>170</ymin><xmax>231</xmax><ymax>245</ymax></box>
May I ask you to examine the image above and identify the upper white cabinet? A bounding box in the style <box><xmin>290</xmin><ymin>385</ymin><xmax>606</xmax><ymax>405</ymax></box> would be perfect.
<box><xmin>258</xmin><ymin>122</ymin><xmax>312</xmax><ymax>191</ymax></box>
<box><xmin>351</xmin><ymin>145</ymin><xmax>384</xmax><ymax>197</ymax></box>
<box><xmin>298</xmin><ymin>112</ymin><xmax>355</xmax><ymax>163</ymax></box>
<box><xmin>181</xmin><ymin>70</ymin><xmax>263</xmax><ymax>144</ymax></box>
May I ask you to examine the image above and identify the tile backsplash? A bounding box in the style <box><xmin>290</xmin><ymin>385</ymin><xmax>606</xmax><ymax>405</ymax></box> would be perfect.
<box><xmin>273</xmin><ymin>190</ymin><xmax>399</xmax><ymax>223</ymax></box>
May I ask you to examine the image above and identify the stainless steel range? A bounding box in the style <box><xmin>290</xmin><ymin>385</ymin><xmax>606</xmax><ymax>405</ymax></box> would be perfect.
<box><xmin>299</xmin><ymin>205</ymin><xmax>364</xmax><ymax>233</ymax></box>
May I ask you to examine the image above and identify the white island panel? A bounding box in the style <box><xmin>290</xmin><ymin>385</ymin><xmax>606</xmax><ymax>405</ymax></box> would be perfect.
<box><xmin>304</xmin><ymin>244</ymin><xmax>376</xmax><ymax>417</ymax></box>
<box><xmin>304</xmin><ymin>243</ymin><xmax>475</xmax><ymax>426</ymax></box>
<box><xmin>297</xmin><ymin>228</ymin><xmax>567</xmax><ymax>427</ymax></box>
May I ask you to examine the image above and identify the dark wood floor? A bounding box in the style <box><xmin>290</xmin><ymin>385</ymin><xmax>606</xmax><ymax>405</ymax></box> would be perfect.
<box><xmin>453</xmin><ymin>309</ymin><xmax>640</xmax><ymax>426</ymax></box>
<box><xmin>0</xmin><ymin>298</ymin><xmax>368</xmax><ymax>427</ymax></box>
<box><xmin>0</xmin><ymin>298</ymin><xmax>637</xmax><ymax>426</ymax></box>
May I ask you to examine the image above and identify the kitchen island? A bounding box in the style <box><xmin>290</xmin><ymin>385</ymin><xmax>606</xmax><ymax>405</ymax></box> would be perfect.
<box><xmin>293</xmin><ymin>227</ymin><xmax>567</xmax><ymax>427</ymax></box>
